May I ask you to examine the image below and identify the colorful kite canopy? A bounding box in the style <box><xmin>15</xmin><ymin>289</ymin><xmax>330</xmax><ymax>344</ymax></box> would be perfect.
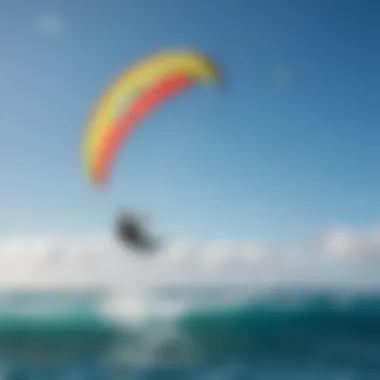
<box><xmin>82</xmin><ymin>49</ymin><xmax>221</xmax><ymax>185</ymax></box>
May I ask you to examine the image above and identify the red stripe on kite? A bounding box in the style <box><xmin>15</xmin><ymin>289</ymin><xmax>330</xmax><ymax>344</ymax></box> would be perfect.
<box><xmin>93</xmin><ymin>72</ymin><xmax>194</xmax><ymax>184</ymax></box>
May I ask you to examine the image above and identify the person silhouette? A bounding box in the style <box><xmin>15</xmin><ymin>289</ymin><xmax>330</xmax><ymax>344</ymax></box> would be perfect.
<box><xmin>115</xmin><ymin>211</ymin><xmax>159</xmax><ymax>253</ymax></box>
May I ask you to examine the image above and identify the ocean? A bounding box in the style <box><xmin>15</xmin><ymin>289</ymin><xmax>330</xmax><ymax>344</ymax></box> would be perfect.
<box><xmin>0</xmin><ymin>286</ymin><xmax>379</xmax><ymax>379</ymax></box>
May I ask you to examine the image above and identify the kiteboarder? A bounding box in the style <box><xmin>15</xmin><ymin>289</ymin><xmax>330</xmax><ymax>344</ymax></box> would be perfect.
<box><xmin>115</xmin><ymin>212</ymin><xmax>158</xmax><ymax>253</ymax></box>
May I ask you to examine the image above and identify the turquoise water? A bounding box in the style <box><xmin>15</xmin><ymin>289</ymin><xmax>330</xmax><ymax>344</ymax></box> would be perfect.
<box><xmin>0</xmin><ymin>289</ymin><xmax>379</xmax><ymax>379</ymax></box>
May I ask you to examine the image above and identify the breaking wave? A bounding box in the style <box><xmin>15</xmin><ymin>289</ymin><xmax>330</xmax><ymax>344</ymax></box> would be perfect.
<box><xmin>0</xmin><ymin>286</ymin><xmax>379</xmax><ymax>370</ymax></box>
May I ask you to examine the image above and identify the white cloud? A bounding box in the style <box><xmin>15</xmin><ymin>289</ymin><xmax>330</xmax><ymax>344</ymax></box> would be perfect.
<box><xmin>35</xmin><ymin>11</ymin><xmax>64</xmax><ymax>35</ymax></box>
<box><xmin>320</xmin><ymin>227</ymin><xmax>380</xmax><ymax>263</ymax></box>
<box><xmin>1</xmin><ymin>225</ymin><xmax>380</xmax><ymax>291</ymax></box>
<box><xmin>320</xmin><ymin>228</ymin><xmax>360</xmax><ymax>260</ymax></box>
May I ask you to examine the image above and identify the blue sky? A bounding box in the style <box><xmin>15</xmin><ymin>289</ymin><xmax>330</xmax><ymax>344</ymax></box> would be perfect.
<box><xmin>1</xmin><ymin>0</ymin><xmax>380</xmax><ymax>245</ymax></box>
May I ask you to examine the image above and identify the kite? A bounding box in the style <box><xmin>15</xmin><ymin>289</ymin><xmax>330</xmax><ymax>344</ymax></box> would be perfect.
<box><xmin>82</xmin><ymin>49</ymin><xmax>221</xmax><ymax>186</ymax></box>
